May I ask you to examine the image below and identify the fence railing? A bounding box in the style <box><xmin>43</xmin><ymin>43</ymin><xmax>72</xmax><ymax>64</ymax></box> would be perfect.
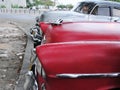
<box><xmin>0</xmin><ymin>8</ymin><xmax>48</xmax><ymax>15</ymax></box>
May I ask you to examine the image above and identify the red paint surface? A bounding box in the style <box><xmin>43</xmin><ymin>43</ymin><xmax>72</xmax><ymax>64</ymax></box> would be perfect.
<box><xmin>37</xmin><ymin>22</ymin><xmax>120</xmax><ymax>90</ymax></box>
<box><xmin>40</xmin><ymin>22</ymin><xmax>120</xmax><ymax>43</ymax></box>
<box><xmin>36</xmin><ymin>42</ymin><xmax>120</xmax><ymax>90</ymax></box>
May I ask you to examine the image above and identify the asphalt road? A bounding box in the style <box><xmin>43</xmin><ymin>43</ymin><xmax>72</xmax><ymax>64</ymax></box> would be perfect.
<box><xmin>0</xmin><ymin>13</ymin><xmax>38</xmax><ymax>90</ymax></box>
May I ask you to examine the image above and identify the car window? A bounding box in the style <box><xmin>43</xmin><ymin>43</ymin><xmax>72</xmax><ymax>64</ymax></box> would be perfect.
<box><xmin>74</xmin><ymin>2</ymin><xmax>96</xmax><ymax>14</ymax></box>
<box><xmin>98</xmin><ymin>7</ymin><xmax>110</xmax><ymax>16</ymax></box>
<box><xmin>113</xmin><ymin>7</ymin><xmax>120</xmax><ymax>17</ymax></box>
<box><xmin>91</xmin><ymin>6</ymin><xmax>110</xmax><ymax>16</ymax></box>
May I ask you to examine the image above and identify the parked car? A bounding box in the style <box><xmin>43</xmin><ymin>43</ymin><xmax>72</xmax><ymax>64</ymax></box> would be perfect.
<box><xmin>37</xmin><ymin>0</ymin><xmax>120</xmax><ymax>23</ymax></box>
<box><xmin>24</xmin><ymin>21</ymin><xmax>120</xmax><ymax>90</ymax></box>
<box><xmin>40</xmin><ymin>21</ymin><xmax>120</xmax><ymax>43</ymax></box>
<box><xmin>30</xmin><ymin>0</ymin><xmax>120</xmax><ymax>46</ymax></box>
<box><xmin>25</xmin><ymin>0</ymin><xmax>120</xmax><ymax>89</ymax></box>
<box><xmin>72</xmin><ymin>0</ymin><xmax>120</xmax><ymax>22</ymax></box>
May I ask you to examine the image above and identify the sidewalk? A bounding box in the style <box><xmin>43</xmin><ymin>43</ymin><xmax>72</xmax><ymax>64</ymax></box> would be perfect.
<box><xmin>0</xmin><ymin>13</ymin><xmax>35</xmax><ymax>90</ymax></box>
<box><xmin>0</xmin><ymin>21</ymin><xmax>27</xmax><ymax>90</ymax></box>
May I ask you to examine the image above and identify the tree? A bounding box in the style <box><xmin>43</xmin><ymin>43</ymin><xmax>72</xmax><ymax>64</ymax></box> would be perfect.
<box><xmin>57</xmin><ymin>5</ymin><xmax>66</xmax><ymax>9</ymax></box>
<box><xmin>57</xmin><ymin>4</ymin><xmax>73</xmax><ymax>10</ymax></box>
<box><xmin>66</xmin><ymin>4</ymin><xmax>73</xmax><ymax>10</ymax></box>
<box><xmin>26</xmin><ymin>0</ymin><xmax>34</xmax><ymax>8</ymax></box>
<box><xmin>34</xmin><ymin>0</ymin><xmax>54</xmax><ymax>8</ymax></box>
<box><xmin>110</xmin><ymin>0</ymin><xmax>120</xmax><ymax>2</ymax></box>
<box><xmin>41</xmin><ymin>0</ymin><xmax>54</xmax><ymax>8</ymax></box>
<box><xmin>26</xmin><ymin>0</ymin><xmax>54</xmax><ymax>8</ymax></box>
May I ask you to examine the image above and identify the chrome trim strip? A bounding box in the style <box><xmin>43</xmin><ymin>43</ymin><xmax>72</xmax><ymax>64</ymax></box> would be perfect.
<box><xmin>56</xmin><ymin>73</ymin><xmax>120</xmax><ymax>78</ymax></box>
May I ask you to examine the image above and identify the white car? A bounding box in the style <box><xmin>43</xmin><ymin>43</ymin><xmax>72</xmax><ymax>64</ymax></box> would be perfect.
<box><xmin>37</xmin><ymin>0</ymin><xmax>120</xmax><ymax>22</ymax></box>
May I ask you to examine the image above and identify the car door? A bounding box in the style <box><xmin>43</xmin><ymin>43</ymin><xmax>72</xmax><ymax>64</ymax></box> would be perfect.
<box><xmin>111</xmin><ymin>6</ymin><xmax>120</xmax><ymax>22</ymax></box>
<box><xmin>88</xmin><ymin>5</ymin><xmax>112</xmax><ymax>22</ymax></box>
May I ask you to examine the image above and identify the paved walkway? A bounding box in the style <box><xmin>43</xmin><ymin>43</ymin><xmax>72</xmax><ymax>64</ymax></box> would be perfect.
<box><xmin>0</xmin><ymin>22</ymin><xmax>27</xmax><ymax>90</ymax></box>
<box><xmin>0</xmin><ymin>14</ymin><xmax>35</xmax><ymax>90</ymax></box>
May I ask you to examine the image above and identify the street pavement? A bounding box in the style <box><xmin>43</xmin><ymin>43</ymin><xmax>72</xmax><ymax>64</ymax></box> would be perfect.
<box><xmin>0</xmin><ymin>13</ymin><xmax>37</xmax><ymax>90</ymax></box>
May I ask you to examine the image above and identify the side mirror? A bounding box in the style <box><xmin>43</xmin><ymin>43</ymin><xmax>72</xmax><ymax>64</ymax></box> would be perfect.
<box><xmin>112</xmin><ymin>17</ymin><xmax>120</xmax><ymax>22</ymax></box>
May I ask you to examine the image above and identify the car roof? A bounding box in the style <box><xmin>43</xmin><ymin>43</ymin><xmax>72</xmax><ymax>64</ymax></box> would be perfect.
<box><xmin>78</xmin><ymin>0</ymin><xmax>120</xmax><ymax>7</ymax></box>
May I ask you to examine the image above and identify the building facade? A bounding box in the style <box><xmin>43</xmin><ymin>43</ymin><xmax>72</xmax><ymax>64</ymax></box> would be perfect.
<box><xmin>0</xmin><ymin>0</ymin><xmax>26</xmax><ymax>8</ymax></box>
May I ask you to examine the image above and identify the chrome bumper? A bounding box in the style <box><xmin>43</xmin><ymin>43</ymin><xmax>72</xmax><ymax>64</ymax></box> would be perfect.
<box><xmin>24</xmin><ymin>71</ymin><xmax>38</xmax><ymax>90</ymax></box>
<box><xmin>56</xmin><ymin>73</ymin><xmax>120</xmax><ymax>78</ymax></box>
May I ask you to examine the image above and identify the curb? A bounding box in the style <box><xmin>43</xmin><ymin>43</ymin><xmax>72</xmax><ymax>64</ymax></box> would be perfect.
<box><xmin>11</xmin><ymin>22</ymin><xmax>33</xmax><ymax>90</ymax></box>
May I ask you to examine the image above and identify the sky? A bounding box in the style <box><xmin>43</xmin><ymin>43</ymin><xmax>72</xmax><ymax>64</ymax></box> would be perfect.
<box><xmin>54</xmin><ymin>0</ymin><xmax>82</xmax><ymax>5</ymax></box>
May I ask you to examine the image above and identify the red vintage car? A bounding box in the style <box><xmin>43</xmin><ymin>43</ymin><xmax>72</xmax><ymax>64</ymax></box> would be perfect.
<box><xmin>30</xmin><ymin>0</ymin><xmax>120</xmax><ymax>45</ymax></box>
<box><xmin>24</xmin><ymin>21</ymin><xmax>120</xmax><ymax>90</ymax></box>
<box><xmin>40</xmin><ymin>21</ymin><xmax>120</xmax><ymax>43</ymax></box>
